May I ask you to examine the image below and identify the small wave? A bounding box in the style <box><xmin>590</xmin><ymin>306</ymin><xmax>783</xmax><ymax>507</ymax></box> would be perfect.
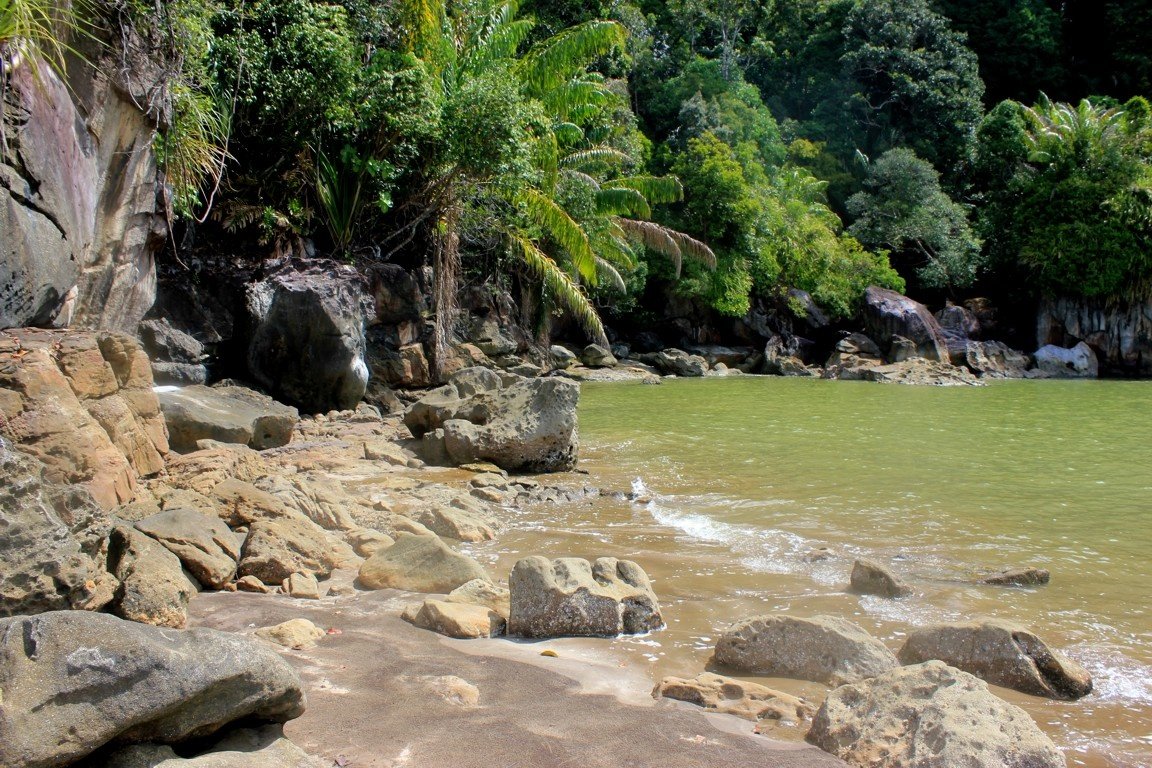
<box><xmin>1070</xmin><ymin>644</ymin><xmax>1152</xmax><ymax>706</ymax></box>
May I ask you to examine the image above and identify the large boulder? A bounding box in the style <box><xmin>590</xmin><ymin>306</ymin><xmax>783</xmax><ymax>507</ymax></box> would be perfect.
<box><xmin>404</xmin><ymin>367</ymin><xmax>579</xmax><ymax>472</ymax></box>
<box><xmin>0</xmin><ymin>611</ymin><xmax>305</xmax><ymax>768</ymax></box>
<box><xmin>135</xmin><ymin>509</ymin><xmax>241</xmax><ymax>589</ymax></box>
<box><xmin>1033</xmin><ymin>341</ymin><xmax>1098</xmax><ymax>378</ymax></box>
<box><xmin>653</xmin><ymin>672</ymin><xmax>814</xmax><ymax>723</ymax></box>
<box><xmin>357</xmin><ymin>533</ymin><xmax>492</xmax><ymax>593</ymax></box>
<box><xmin>863</xmin><ymin>286</ymin><xmax>950</xmax><ymax>362</ymax></box>
<box><xmin>963</xmin><ymin>340</ymin><xmax>1030</xmax><ymax>378</ymax></box>
<box><xmin>0</xmin><ymin>443</ymin><xmax>118</xmax><ymax>616</ymax></box>
<box><xmin>507</xmin><ymin>556</ymin><xmax>663</xmax><ymax>638</ymax></box>
<box><xmin>897</xmin><ymin>618</ymin><xmax>1092</xmax><ymax>700</ymax></box>
<box><xmin>653</xmin><ymin>348</ymin><xmax>709</xmax><ymax>377</ymax></box>
<box><xmin>712</xmin><ymin>614</ymin><xmax>899</xmax><ymax>686</ymax></box>
<box><xmin>108</xmin><ymin>526</ymin><xmax>198</xmax><ymax>628</ymax></box>
<box><xmin>138</xmin><ymin>317</ymin><xmax>208</xmax><ymax>385</ymax></box>
<box><xmin>806</xmin><ymin>661</ymin><xmax>1066</xmax><ymax>768</ymax></box>
<box><xmin>849</xmin><ymin>558</ymin><xmax>912</xmax><ymax>598</ymax></box>
<box><xmin>247</xmin><ymin>262</ymin><xmax>370</xmax><ymax>413</ymax></box>
<box><xmin>0</xmin><ymin>330</ymin><xmax>168</xmax><ymax>508</ymax></box>
<box><xmin>158</xmin><ymin>385</ymin><xmax>299</xmax><ymax>452</ymax></box>
<box><xmin>237</xmin><ymin>517</ymin><xmax>360</xmax><ymax>585</ymax></box>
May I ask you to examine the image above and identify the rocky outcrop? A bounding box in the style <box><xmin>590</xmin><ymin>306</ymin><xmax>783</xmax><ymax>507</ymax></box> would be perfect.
<box><xmin>1038</xmin><ymin>294</ymin><xmax>1152</xmax><ymax>376</ymax></box>
<box><xmin>357</xmin><ymin>533</ymin><xmax>491</xmax><ymax>593</ymax></box>
<box><xmin>653</xmin><ymin>673</ymin><xmax>814</xmax><ymax>723</ymax></box>
<box><xmin>897</xmin><ymin>618</ymin><xmax>1093</xmax><ymax>700</ymax></box>
<box><xmin>135</xmin><ymin>508</ymin><xmax>241</xmax><ymax>589</ymax></box>
<box><xmin>247</xmin><ymin>262</ymin><xmax>370</xmax><ymax>412</ymax></box>
<box><xmin>1</xmin><ymin>32</ymin><xmax>165</xmax><ymax>333</ymax></box>
<box><xmin>138</xmin><ymin>317</ymin><xmax>209</xmax><ymax>385</ymax></box>
<box><xmin>0</xmin><ymin>443</ymin><xmax>118</xmax><ymax>616</ymax></box>
<box><xmin>0</xmin><ymin>610</ymin><xmax>305</xmax><ymax>768</ymax></box>
<box><xmin>849</xmin><ymin>558</ymin><xmax>912</xmax><ymax>598</ymax></box>
<box><xmin>806</xmin><ymin>661</ymin><xmax>1066</xmax><ymax>768</ymax></box>
<box><xmin>1033</xmin><ymin>341</ymin><xmax>1098</xmax><ymax>378</ymax></box>
<box><xmin>0</xmin><ymin>329</ymin><xmax>168</xmax><ymax>507</ymax></box>
<box><xmin>108</xmin><ymin>526</ymin><xmax>197</xmax><ymax>628</ymax></box>
<box><xmin>507</xmin><ymin>556</ymin><xmax>663</xmax><ymax>638</ymax></box>
<box><xmin>405</xmin><ymin>367</ymin><xmax>579</xmax><ymax>472</ymax></box>
<box><xmin>712</xmin><ymin>614</ymin><xmax>899</xmax><ymax>686</ymax></box>
<box><xmin>158</xmin><ymin>385</ymin><xmax>299</xmax><ymax>452</ymax></box>
<box><xmin>237</xmin><ymin>516</ymin><xmax>360</xmax><ymax>585</ymax></box>
<box><xmin>863</xmin><ymin>286</ymin><xmax>950</xmax><ymax>362</ymax></box>
<box><xmin>653</xmin><ymin>348</ymin><xmax>709</xmax><ymax>377</ymax></box>
<box><xmin>962</xmin><ymin>340</ymin><xmax>1030</xmax><ymax>378</ymax></box>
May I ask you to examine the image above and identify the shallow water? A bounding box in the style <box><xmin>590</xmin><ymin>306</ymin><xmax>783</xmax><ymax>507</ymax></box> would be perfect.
<box><xmin>470</xmin><ymin>377</ymin><xmax>1152</xmax><ymax>766</ymax></box>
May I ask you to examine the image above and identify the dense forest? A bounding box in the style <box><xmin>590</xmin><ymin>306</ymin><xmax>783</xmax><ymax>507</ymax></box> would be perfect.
<box><xmin>70</xmin><ymin>0</ymin><xmax>1152</xmax><ymax>348</ymax></box>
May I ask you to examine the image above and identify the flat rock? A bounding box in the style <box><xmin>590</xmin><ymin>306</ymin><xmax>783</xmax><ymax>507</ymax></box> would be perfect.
<box><xmin>256</xmin><ymin>618</ymin><xmax>326</xmax><ymax>649</ymax></box>
<box><xmin>713</xmin><ymin>614</ymin><xmax>898</xmax><ymax>686</ymax></box>
<box><xmin>108</xmin><ymin>526</ymin><xmax>197</xmax><ymax>628</ymax></box>
<box><xmin>849</xmin><ymin>558</ymin><xmax>912</xmax><ymax>598</ymax></box>
<box><xmin>135</xmin><ymin>508</ymin><xmax>241</xmax><ymax>589</ymax></box>
<box><xmin>402</xmin><ymin>599</ymin><xmax>506</xmax><ymax>639</ymax></box>
<box><xmin>897</xmin><ymin>618</ymin><xmax>1092</xmax><ymax>700</ymax></box>
<box><xmin>158</xmin><ymin>385</ymin><xmax>299</xmax><ymax>452</ymax></box>
<box><xmin>806</xmin><ymin>660</ymin><xmax>1066</xmax><ymax>768</ymax></box>
<box><xmin>0</xmin><ymin>611</ymin><xmax>305</xmax><ymax>768</ymax></box>
<box><xmin>654</xmin><ymin>672</ymin><xmax>815</xmax><ymax>723</ymax></box>
<box><xmin>358</xmin><ymin>533</ymin><xmax>492</xmax><ymax>593</ymax></box>
<box><xmin>238</xmin><ymin>517</ymin><xmax>360</xmax><ymax>585</ymax></box>
<box><xmin>508</xmin><ymin>556</ymin><xmax>662</xmax><ymax>638</ymax></box>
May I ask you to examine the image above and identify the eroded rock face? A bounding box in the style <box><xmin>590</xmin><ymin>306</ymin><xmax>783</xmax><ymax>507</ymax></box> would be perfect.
<box><xmin>653</xmin><ymin>673</ymin><xmax>814</xmax><ymax>723</ymax></box>
<box><xmin>158</xmin><ymin>385</ymin><xmax>299</xmax><ymax>452</ymax></box>
<box><xmin>507</xmin><ymin>556</ymin><xmax>663</xmax><ymax>638</ymax></box>
<box><xmin>863</xmin><ymin>286</ymin><xmax>950</xmax><ymax>362</ymax></box>
<box><xmin>402</xmin><ymin>599</ymin><xmax>506</xmax><ymax>639</ymax></box>
<box><xmin>237</xmin><ymin>517</ymin><xmax>360</xmax><ymax>585</ymax></box>
<box><xmin>712</xmin><ymin>614</ymin><xmax>898</xmax><ymax>686</ymax></box>
<box><xmin>897</xmin><ymin>618</ymin><xmax>1092</xmax><ymax>700</ymax></box>
<box><xmin>0</xmin><ymin>611</ymin><xmax>305</xmax><ymax>768</ymax></box>
<box><xmin>0</xmin><ymin>443</ymin><xmax>118</xmax><ymax>616</ymax></box>
<box><xmin>93</xmin><ymin>725</ymin><xmax>326</xmax><ymax>768</ymax></box>
<box><xmin>806</xmin><ymin>661</ymin><xmax>1066</xmax><ymax>768</ymax></box>
<box><xmin>1038</xmin><ymin>295</ymin><xmax>1152</xmax><ymax>376</ymax></box>
<box><xmin>1033</xmin><ymin>341</ymin><xmax>1098</xmax><ymax>378</ymax></box>
<box><xmin>404</xmin><ymin>367</ymin><xmax>579</xmax><ymax>472</ymax></box>
<box><xmin>357</xmin><ymin>533</ymin><xmax>491</xmax><ymax>593</ymax></box>
<box><xmin>247</xmin><ymin>262</ymin><xmax>370</xmax><ymax>413</ymax></box>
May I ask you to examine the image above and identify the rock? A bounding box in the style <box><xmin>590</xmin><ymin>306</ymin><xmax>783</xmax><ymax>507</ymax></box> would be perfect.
<box><xmin>964</xmin><ymin>340</ymin><xmax>1030</xmax><ymax>378</ymax></box>
<box><xmin>346</xmin><ymin>528</ymin><xmax>395</xmax><ymax>557</ymax></box>
<box><xmin>421</xmin><ymin>674</ymin><xmax>480</xmax><ymax>707</ymax></box>
<box><xmin>849</xmin><ymin>558</ymin><xmax>912</xmax><ymax>598</ymax></box>
<box><xmin>253</xmin><ymin>472</ymin><xmax>359</xmax><ymax>531</ymax></box>
<box><xmin>158</xmin><ymin>385</ymin><xmax>298</xmax><ymax>453</ymax></box>
<box><xmin>0</xmin><ymin>610</ymin><xmax>305</xmax><ymax>768</ymax></box>
<box><xmin>283</xmin><ymin>571</ymin><xmax>322</xmax><ymax>599</ymax></box>
<box><xmin>581</xmin><ymin>344</ymin><xmax>617</xmax><ymax>368</ymax></box>
<box><xmin>93</xmin><ymin>725</ymin><xmax>325</xmax><ymax>768</ymax></box>
<box><xmin>247</xmin><ymin>261</ymin><xmax>370</xmax><ymax>412</ymax></box>
<box><xmin>447</xmin><ymin>579</ymin><xmax>511</xmax><ymax>619</ymax></box>
<box><xmin>163</xmin><ymin>444</ymin><xmax>272</xmax><ymax>496</ymax></box>
<box><xmin>803</xmin><ymin>547</ymin><xmax>836</xmax><ymax>563</ymax></box>
<box><xmin>139</xmin><ymin>318</ymin><xmax>208</xmax><ymax>385</ymax></box>
<box><xmin>507</xmin><ymin>556</ymin><xmax>663</xmax><ymax>638</ymax></box>
<box><xmin>863</xmin><ymin>286</ymin><xmax>951</xmax><ymax>362</ymax></box>
<box><xmin>236</xmin><ymin>575</ymin><xmax>272</xmax><ymax>594</ymax></box>
<box><xmin>712</xmin><ymin>614</ymin><xmax>899</xmax><ymax>686</ymax></box>
<box><xmin>0</xmin><ymin>443</ymin><xmax>118</xmax><ymax>615</ymax></box>
<box><xmin>108</xmin><ymin>526</ymin><xmax>197</xmax><ymax>628</ymax></box>
<box><xmin>1037</xmin><ymin>294</ymin><xmax>1152</xmax><ymax>376</ymax></box>
<box><xmin>256</xmin><ymin>618</ymin><xmax>326</xmax><ymax>649</ymax></box>
<box><xmin>897</xmin><ymin>618</ymin><xmax>1092</xmax><ymax>700</ymax></box>
<box><xmin>835</xmin><ymin>333</ymin><xmax>882</xmax><ymax>358</ymax></box>
<box><xmin>935</xmin><ymin>303</ymin><xmax>982</xmax><ymax>340</ymax></box>
<box><xmin>653</xmin><ymin>348</ymin><xmax>709</xmax><ymax>377</ymax></box>
<box><xmin>209</xmin><ymin>479</ymin><xmax>297</xmax><ymax>526</ymax></box>
<box><xmin>827</xmin><ymin>356</ymin><xmax>982</xmax><ymax>386</ymax></box>
<box><xmin>764</xmin><ymin>335</ymin><xmax>815</xmax><ymax>376</ymax></box>
<box><xmin>550</xmin><ymin>344</ymin><xmax>577</xmax><ymax>369</ymax></box>
<box><xmin>357</xmin><ymin>533</ymin><xmax>492</xmax><ymax>593</ymax></box>
<box><xmin>404</xmin><ymin>367</ymin><xmax>579</xmax><ymax>472</ymax></box>
<box><xmin>653</xmin><ymin>672</ymin><xmax>815</xmax><ymax>723</ymax></box>
<box><xmin>135</xmin><ymin>509</ymin><xmax>241</xmax><ymax>589</ymax></box>
<box><xmin>238</xmin><ymin>517</ymin><xmax>360</xmax><ymax>585</ymax></box>
<box><xmin>411</xmin><ymin>506</ymin><xmax>496</xmax><ymax>542</ymax></box>
<box><xmin>402</xmin><ymin>599</ymin><xmax>506</xmax><ymax>638</ymax></box>
<box><xmin>806</xmin><ymin>660</ymin><xmax>1066</xmax><ymax>768</ymax></box>
<box><xmin>981</xmin><ymin>567</ymin><xmax>1050</xmax><ymax>586</ymax></box>
<box><xmin>0</xmin><ymin>330</ymin><xmax>168</xmax><ymax>508</ymax></box>
<box><xmin>1033</xmin><ymin>341</ymin><xmax>1098</xmax><ymax>378</ymax></box>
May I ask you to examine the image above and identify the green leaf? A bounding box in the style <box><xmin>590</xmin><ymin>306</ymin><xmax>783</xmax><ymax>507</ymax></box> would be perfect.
<box><xmin>511</xmin><ymin>233</ymin><xmax>607</xmax><ymax>344</ymax></box>
<box><xmin>515</xmin><ymin>187</ymin><xmax>597</xmax><ymax>282</ymax></box>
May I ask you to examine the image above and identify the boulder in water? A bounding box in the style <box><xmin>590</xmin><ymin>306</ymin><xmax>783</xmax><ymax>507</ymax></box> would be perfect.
<box><xmin>849</xmin><ymin>558</ymin><xmax>912</xmax><ymax>598</ymax></box>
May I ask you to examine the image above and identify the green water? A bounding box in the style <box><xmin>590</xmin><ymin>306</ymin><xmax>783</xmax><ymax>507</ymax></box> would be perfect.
<box><xmin>534</xmin><ymin>378</ymin><xmax>1152</xmax><ymax>766</ymax></box>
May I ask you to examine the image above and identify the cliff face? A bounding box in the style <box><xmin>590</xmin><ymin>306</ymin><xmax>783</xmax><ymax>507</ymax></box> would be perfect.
<box><xmin>1038</xmin><ymin>296</ymin><xmax>1152</xmax><ymax>376</ymax></box>
<box><xmin>0</xmin><ymin>26</ymin><xmax>167</xmax><ymax>332</ymax></box>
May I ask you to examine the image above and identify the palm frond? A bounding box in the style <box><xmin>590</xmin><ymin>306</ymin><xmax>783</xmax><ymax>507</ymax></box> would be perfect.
<box><xmin>595</xmin><ymin>187</ymin><xmax>650</xmax><ymax>218</ymax></box>
<box><xmin>603</xmin><ymin>175</ymin><xmax>683</xmax><ymax>205</ymax></box>
<box><xmin>518</xmin><ymin>20</ymin><xmax>626</xmax><ymax>95</ymax></box>
<box><xmin>511</xmin><ymin>232</ymin><xmax>607</xmax><ymax>344</ymax></box>
<box><xmin>541</xmin><ymin>77</ymin><xmax>612</xmax><ymax>120</ymax></box>
<box><xmin>516</xmin><ymin>187</ymin><xmax>597</xmax><ymax>281</ymax></box>
<box><xmin>617</xmin><ymin>218</ymin><xmax>716</xmax><ymax>276</ymax></box>
<box><xmin>552</xmin><ymin>121</ymin><xmax>585</xmax><ymax>146</ymax></box>
<box><xmin>560</xmin><ymin>146</ymin><xmax>633</xmax><ymax>170</ymax></box>
<box><xmin>595</xmin><ymin>256</ymin><xmax>627</xmax><ymax>293</ymax></box>
<box><xmin>560</xmin><ymin>169</ymin><xmax>600</xmax><ymax>189</ymax></box>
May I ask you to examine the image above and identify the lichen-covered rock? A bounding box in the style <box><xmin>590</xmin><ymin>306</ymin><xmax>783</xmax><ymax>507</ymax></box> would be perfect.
<box><xmin>135</xmin><ymin>508</ymin><xmax>241</xmax><ymax>589</ymax></box>
<box><xmin>404</xmin><ymin>367</ymin><xmax>579</xmax><ymax>472</ymax></box>
<box><xmin>849</xmin><ymin>558</ymin><xmax>912</xmax><ymax>598</ymax></box>
<box><xmin>158</xmin><ymin>385</ymin><xmax>298</xmax><ymax>452</ymax></box>
<box><xmin>0</xmin><ymin>611</ymin><xmax>305</xmax><ymax>768</ymax></box>
<box><xmin>108</xmin><ymin>526</ymin><xmax>197</xmax><ymax>628</ymax></box>
<box><xmin>0</xmin><ymin>443</ymin><xmax>118</xmax><ymax>616</ymax></box>
<box><xmin>713</xmin><ymin>614</ymin><xmax>898</xmax><ymax>686</ymax></box>
<box><xmin>806</xmin><ymin>661</ymin><xmax>1066</xmax><ymax>768</ymax></box>
<box><xmin>508</xmin><ymin>556</ymin><xmax>662</xmax><ymax>638</ymax></box>
<box><xmin>897</xmin><ymin>618</ymin><xmax>1092</xmax><ymax>700</ymax></box>
<box><xmin>238</xmin><ymin>517</ymin><xmax>360</xmax><ymax>585</ymax></box>
<box><xmin>653</xmin><ymin>672</ymin><xmax>814</xmax><ymax>723</ymax></box>
<box><xmin>357</xmin><ymin>533</ymin><xmax>491</xmax><ymax>593</ymax></box>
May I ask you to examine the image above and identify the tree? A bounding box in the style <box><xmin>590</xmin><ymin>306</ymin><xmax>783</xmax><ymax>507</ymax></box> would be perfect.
<box><xmin>847</xmin><ymin>148</ymin><xmax>983</xmax><ymax>292</ymax></box>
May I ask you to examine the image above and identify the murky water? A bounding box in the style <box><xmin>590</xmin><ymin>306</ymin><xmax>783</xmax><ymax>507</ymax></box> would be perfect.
<box><xmin>469</xmin><ymin>377</ymin><xmax>1152</xmax><ymax>766</ymax></box>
